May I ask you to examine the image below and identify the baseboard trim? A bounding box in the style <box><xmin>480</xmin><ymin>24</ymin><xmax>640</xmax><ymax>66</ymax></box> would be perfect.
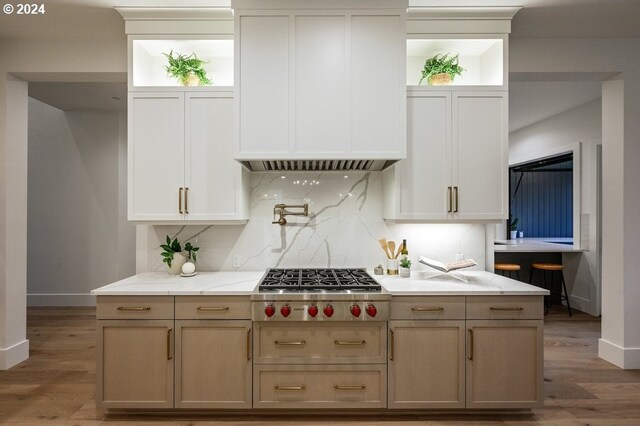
<box><xmin>598</xmin><ymin>338</ymin><xmax>640</xmax><ymax>369</ymax></box>
<box><xmin>0</xmin><ymin>339</ymin><xmax>29</xmax><ymax>370</ymax></box>
<box><xmin>568</xmin><ymin>294</ymin><xmax>597</xmax><ymax>316</ymax></box>
<box><xmin>27</xmin><ymin>293</ymin><xmax>96</xmax><ymax>307</ymax></box>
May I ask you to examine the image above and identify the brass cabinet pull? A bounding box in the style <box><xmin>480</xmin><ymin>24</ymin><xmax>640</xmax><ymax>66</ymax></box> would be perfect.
<box><xmin>117</xmin><ymin>306</ymin><xmax>150</xmax><ymax>311</ymax></box>
<box><xmin>167</xmin><ymin>328</ymin><xmax>173</xmax><ymax>360</ymax></box>
<box><xmin>454</xmin><ymin>186</ymin><xmax>459</xmax><ymax>213</ymax></box>
<box><xmin>334</xmin><ymin>384</ymin><xmax>366</xmax><ymax>390</ymax></box>
<box><xmin>447</xmin><ymin>186</ymin><xmax>452</xmax><ymax>213</ymax></box>
<box><xmin>246</xmin><ymin>328</ymin><xmax>251</xmax><ymax>361</ymax></box>
<box><xmin>489</xmin><ymin>306</ymin><xmax>524</xmax><ymax>311</ymax></box>
<box><xmin>334</xmin><ymin>340</ymin><xmax>366</xmax><ymax>346</ymax></box>
<box><xmin>389</xmin><ymin>329</ymin><xmax>394</xmax><ymax>361</ymax></box>
<box><xmin>467</xmin><ymin>328</ymin><xmax>473</xmax><ymax>361</ymax></box>
<box><xmin>274</xmin><ymin>385</ymin><xmax>306</xmax><ymax>391</ymax></box>
<box><xmin>178</xmin><ymin>187</ymin><xmax>183</xmax><ymax>214</ymax></box>
<box><xmin>197</xmin><ymin>306</ymin><xmax>230</xmax><ymax>311</ymax></box>
<box><xmin>184</xmin><ymin>187</ymin><xmax>189</xmax><ymax>214</ymax></box>
<box><xmin>411</xmin><ymin>306</ymin><xmax>444</xmax><ymax>312</ymax></box>
<box><xmin>275</xmin><ymin>340</ymin><xmax>306</xmax><ymax>346</ymax></box>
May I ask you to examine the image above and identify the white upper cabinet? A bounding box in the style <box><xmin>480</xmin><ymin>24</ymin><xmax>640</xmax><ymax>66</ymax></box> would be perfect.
<box><xmin>128</xmin><ymin>92</ymin><xmax>249</xmax><ymax>223</ymax></box>
<box><xmin>384</xmin><ymin>91</ymin><xmax>508</xmax><ymax>222</ymax></box>
<box><xmin>233</xmin><ymin>0</ymin><xmax>407</xmax><ymax>165</ymax></box>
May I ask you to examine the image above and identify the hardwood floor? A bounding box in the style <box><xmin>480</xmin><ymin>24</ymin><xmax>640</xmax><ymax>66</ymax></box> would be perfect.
<box><xmin>0</xmin><ymin>306</ymin><xmax>638</xmax><ymax>425</ymax></box>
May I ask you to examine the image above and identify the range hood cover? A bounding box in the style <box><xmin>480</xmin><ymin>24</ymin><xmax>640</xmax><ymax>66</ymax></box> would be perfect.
<box><xmin>240</xmin><ymin>159</ymin><xmax>397</xmax><ymax>172</ymax></box>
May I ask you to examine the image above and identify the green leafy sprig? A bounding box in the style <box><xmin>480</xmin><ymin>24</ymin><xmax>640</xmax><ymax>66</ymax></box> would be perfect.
<box><xmin>163</xmin><ymin>50</ymin><xmax>212</xmax><ymax>86</ymax></box>
<box><xmin>419</xmin><ymin>53</ymin><xmax>464</xmax><ymax>85</ymax></box>
<box><xmin>160</xmin><ymin>236</ymin><xmax>200</xmax><ymax>268</ymax></box>
<box><xmin>399</xmin><ymin>258</ymin><xmax>412</xmax><ymax>269</ymax></box>
<box><xmin>509</xmin><ymin>216</ymin><xmax>519</xmax><ymax>231</ymax></box>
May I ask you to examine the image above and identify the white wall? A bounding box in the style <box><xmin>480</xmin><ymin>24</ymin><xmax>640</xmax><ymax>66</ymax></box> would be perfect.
<box><xmin>511</xmin><ymin>37</ymin><xmax>640</xmax><ymax>368</ymax></box>
<box><xmin>27</xmin><ymin>98</ymin><xmax>135</xmax><ymax>306</ymax></box>
<box><xmin>136</xmin><ymin>172</ymin><xmax>487</xmax><ymax>275</ymax></box>
<box><xmin>509</xmin><ymin>98</ymin><xmax>601</xmax><ymax>315</ymax></box>
<box><xmin>0</xmin><ymin>37</ymin><xmax>126</xmax><ymax>368</ymax></box>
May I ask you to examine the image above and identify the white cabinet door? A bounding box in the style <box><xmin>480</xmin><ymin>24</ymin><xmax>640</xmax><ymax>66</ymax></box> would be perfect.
<box><xmin>237</xmin><ymin>15</ymin><xmax>290</xmax><ymax>155</ymax></box>
<box><xmin>185</xmin><ymin>93</ymin><xmax>247</xmax><ymax>221</ymax></box>
<box><xmin>351</xmin><ymin>14</ymin><xmax>406</xmax><ymax>157</ymax></box>
<box><xmin>294</xmin><ymin>15</ymin><xmax>348</xmax><ymax>154</ymax></box>
<box><xmin>128</xmin><ymin>92</ymin><xmax>185</xmax><ymax>221</ymax></box>
<box><xmin>452</xmin><ymin>92</ymin><xmax>508</xmax><ymax>220</ymax></box>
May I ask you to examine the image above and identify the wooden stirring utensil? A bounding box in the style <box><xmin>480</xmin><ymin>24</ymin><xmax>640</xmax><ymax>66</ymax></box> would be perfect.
<box><xmin>388</xmin><ymin>241</ymin><xmax>396</xmax><ymax>260</ymax></box>
<box><xmin>378</xmin><ymin>238</ymin><xmax>391</xmax><ymax>259</ymax></box>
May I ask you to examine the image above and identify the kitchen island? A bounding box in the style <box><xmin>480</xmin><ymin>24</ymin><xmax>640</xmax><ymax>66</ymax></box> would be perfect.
<box><xmin>92</xmin><ymin>270</ymin><xmax>548</xmax><ymax>412</ymax></box>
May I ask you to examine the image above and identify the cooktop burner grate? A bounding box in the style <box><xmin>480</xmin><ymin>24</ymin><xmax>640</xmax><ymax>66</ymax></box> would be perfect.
<box><xmin>258</xmin><ymin>268</ymin><xmax>381</xmax><ymax>292</ymax></box>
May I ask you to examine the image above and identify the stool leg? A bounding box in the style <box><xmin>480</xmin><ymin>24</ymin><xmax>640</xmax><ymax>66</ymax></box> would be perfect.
<box><xmin>543</xmin><ymin>270</ymin><xmax>550</xmax><ymax>314</ymax></box>
<box><xmin>560</xmin><ymin>271</ymin><xmax>572</xmax><ymax>317</ymax></box>
<box><xmin>529</xmin><ymin>267</ymin><xmax>534</xmax><ymax>284</ymax></box>
<box><xmin>516</xmin><ymin>270</ymin><xmax>521</xmax><ymax>282</ymax></box>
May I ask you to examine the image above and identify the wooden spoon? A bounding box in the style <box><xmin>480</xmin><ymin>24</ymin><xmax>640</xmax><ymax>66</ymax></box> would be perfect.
<box><xmin>388</xmin><ymin>241</ymin><xmax>396</xmax><ymax>261</ymax></box>
<box><xmin>378</xmin><ymin>238</ymin><xmax>391</xmax><ymax>259</ymax></box>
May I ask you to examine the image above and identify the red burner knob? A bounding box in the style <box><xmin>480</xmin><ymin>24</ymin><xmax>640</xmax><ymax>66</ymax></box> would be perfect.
<box><xmin>323</xmin><ymin>304</ymin><xmax>334</xmax><ymax>317</ymax></box>
<box><xmin>350</xmin><ymin>304</ymin><xmax>361</xmax><ymax>318</ymax></box>
<box><xmin>264</xmin><ymin>304</ymin><xmax>276</xmax><ymax>317</ymax></box>
<box><xmin>366</xmin><ymin>304</ymin><xmax>377</xmax><ymax>317</ymax></box>
<box><xmin>280</xmin><ymin>304</ymin><xmax>291</xmax><ymax>317</ymax></box>
<box><xmin>308</xmin><ymin>305</ymin><xmax>319</xmax><ymax>318</ymax></box>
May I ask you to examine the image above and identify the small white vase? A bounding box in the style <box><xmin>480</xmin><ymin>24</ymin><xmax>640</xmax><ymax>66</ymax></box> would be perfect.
<box><xmin>510</xmin><ymin>230</ymin><xmax>518</xmax><ymax>239</ymax></box>
<box><xmin>168</xmin><ymin>252</ymin><xmax>187</xmax><ymax>275</ymax></box>
<box><xmin>399</xmin><ymin>267</ymin><xmax>411</xmax><ymax>278</ymax></box>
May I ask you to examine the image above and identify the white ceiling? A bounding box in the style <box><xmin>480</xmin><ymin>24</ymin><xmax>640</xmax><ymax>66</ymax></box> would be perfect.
<box><xmin>29</xmin><ymin>82</ymin><xmax>127</xmax><ymax>111</ymax></box>
<box><xmin>2</xmin><ymin>0</ymin><xmax>640</xmax><ymax>41</ymax></box>
<box><xmin>509</xmin><ymin>81</ymin><xmax>601</xmax><ymax>132</ymax></box>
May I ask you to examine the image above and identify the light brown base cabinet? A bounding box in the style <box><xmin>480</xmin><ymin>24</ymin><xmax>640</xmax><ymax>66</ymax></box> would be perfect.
<box><xmin>388</xmin><ymin>295</ymin><xmax>544</xmax><ymax>410</ymax></box>
<box><xmin>96</xmin><ymin>294</ymin><xmax>544</xmax><ymax>411</ymax></box>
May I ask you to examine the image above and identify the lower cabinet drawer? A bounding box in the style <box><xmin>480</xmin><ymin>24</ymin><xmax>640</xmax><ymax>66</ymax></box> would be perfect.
<box><xmin>466</xmin><ymin>296</ymin><xmax>544</xmax><ymax>320</ymax></box>
<box><xmin>96</xmin><ymin>296</ymin><xmax>174</xmax><ymax>320</ymax></box>
<box><xmin>175</xmin><ymin>296</ymin><xmax>251</xmax><ymax>320</ymax></box>
<box><xmin>254</xmin><ymin>322</ymin><xmax>385</xmax><ymax>364</ymax></box>
<box><xmin>253</xmin><ymin>364</ymin><xmax>387</xmax><ymax>409</ymax></box>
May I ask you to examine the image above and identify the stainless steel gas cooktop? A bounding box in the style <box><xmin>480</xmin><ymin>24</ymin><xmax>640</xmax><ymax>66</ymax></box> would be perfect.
<box><xmin>251</xmin><ymin>268</ymin><xmax>389</xmax><ymax>321</ymax></box>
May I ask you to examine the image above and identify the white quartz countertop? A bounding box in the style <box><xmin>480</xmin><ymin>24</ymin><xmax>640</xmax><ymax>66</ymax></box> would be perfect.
<box><xmin>494</xmin><ymin>237</ymin><xmax>585</xmax><ymax>252</ymax></box>
<box><xmin>92</xmin><ymin>270</ymin><xmax>548</xmax><ymax>296</ymax></box>
<box><xmin>91</xmin><ymin>271</ymin><xmax>266</xmax><ymax>296</ymax></box>
<box><xmin>375</xmin><ymin>270</ymin><xmax>548</xmax><ymax>296</ymax></box>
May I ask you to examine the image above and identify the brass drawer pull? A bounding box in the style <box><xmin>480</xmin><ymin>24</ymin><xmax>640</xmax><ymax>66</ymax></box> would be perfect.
<box><xmin>117</xmin><ymin>306</ymin><xmax>151</xmax><ymax>311</ymax></box>
<box><xmin>411</xmin><ymin>306</ymin><xmax>444</xmax><ymax>312</ymax></box>
<box><xmin>334</xmin><ymin>384</ymin><xmax>366</xmax><ymax>390</ymax></box>
<box><xmin>447</xmin><ymin>186</ymin><xmax>452</xmax><ymax>213</ymax></box>
<box><xmin>454</xmin><ymin>186</ymin><xmax>459</xmax><ymax>213</ymax></box>
<box><xmin>275</xmin><ymin>340</ymin><xmax>306</xmax><ymax>346</ymax></box>
<box><xmin>334</xmin><ymin>340</ymin><xmax>366</xmax><ymax>346</ymax></box>
<box><xmin>489</xmin><ymin>306</ymin><xmax>524</xmax><ymax>311</ymax></box>
<box><xmin>178</xmin><ymin>187</ymin><xmax>183</xmax><ymax>214</ymax></box>
<box><xmin>274</xmin><ymin>385</ymin><xmax>306</xmax><ymax>391</ymax></box>
<box><xmin>246</xmin><ymin>328</ymin><xmax>251</xmax><ymax>361</ymax></box>
<box><xmin>184</xmin><ymin>187</ymin><xmax>189</xmax><ymax>214</ymax></box>
<box><xmin>468</xmin><ymin>328</ymin><xmax>473</xmax><ymax>360</ymax></box>
<box><xmin>389</xmin><ymin>329</ymin><xmax>394</xmax><ymax>361</ymax></box>
<box><xmin>197</xmin><ymin>306</ymin><xmax>230</xmax><ymax>311</ymax></box>
<box><xmin>167</xmin><ymin>328</ymin><xmax>173</xmax><ymax>360</ymax></box>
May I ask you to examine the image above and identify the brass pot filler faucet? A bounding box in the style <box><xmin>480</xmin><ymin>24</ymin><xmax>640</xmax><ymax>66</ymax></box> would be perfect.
<box><xmin>272</xmin><ymin>203</ymin><xmax>309</xmax><ymax>226</ymax></box>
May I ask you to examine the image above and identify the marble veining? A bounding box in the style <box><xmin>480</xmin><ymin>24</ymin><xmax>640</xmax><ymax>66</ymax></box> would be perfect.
<box><xmin>138</xmin><ymin>172</ymin><xmax>487</xmax><ymax>273</ymax></box>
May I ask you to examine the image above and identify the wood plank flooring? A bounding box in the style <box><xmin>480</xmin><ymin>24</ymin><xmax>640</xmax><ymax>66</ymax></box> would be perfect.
<box><xmin>0</xmin><ymin>306</ymin><xmax>638</xmax><ymax>425</ymax></box>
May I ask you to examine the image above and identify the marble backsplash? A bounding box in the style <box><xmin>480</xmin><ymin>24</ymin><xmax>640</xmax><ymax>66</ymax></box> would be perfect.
<box><xmin>137</xmin><ymin>172</ymin><xmax>486</xmax><ymax>273</ymax></box>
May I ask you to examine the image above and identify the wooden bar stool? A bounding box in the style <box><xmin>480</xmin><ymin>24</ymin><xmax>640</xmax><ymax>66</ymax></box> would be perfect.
<box><xmin>529</xmin><ymin>263</ymin><xmax>572</xmax><ymax>316</ymax></box>
<box><xmin>494</xmin><ymin>263</ymin><xmax>521</xmax><ymax>280</ymax></box>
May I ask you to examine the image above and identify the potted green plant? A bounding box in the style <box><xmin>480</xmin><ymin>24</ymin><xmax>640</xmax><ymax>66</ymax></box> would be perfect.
<box><xmin>160</xmin><ymin>236</ymin><xmax>200</xmax><ymax>275</ymax></box>
<box><xmin>419</xmin><ymin>53</ymin><xmax>464</xmax><ymax>86</ymax></box>
<box><xmin>399</xmin><ymin>258</ymin><xmax>412</xmax><ymax>278</ymax></box>
<box><xmin>163</xmin><ymin>50</ymin><xmax>212</xmax><ymax>86</ymax></box>
<box><xmin>509</xmin><ymin>216</ymin><xmax>519</xmax><ymax>240</ymax></box>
